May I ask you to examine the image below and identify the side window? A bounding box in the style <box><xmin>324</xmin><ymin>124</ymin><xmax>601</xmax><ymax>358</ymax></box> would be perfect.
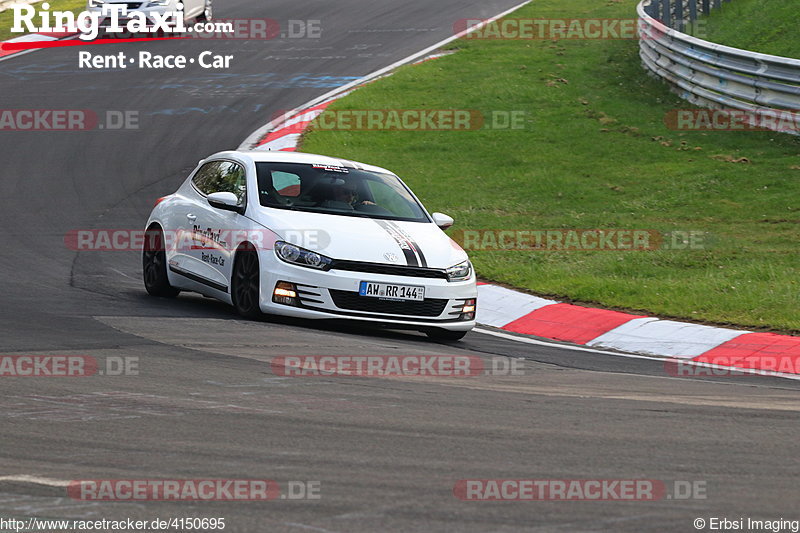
<box><xmin>192</xmin><ymin>161</ymin><xmax>247</xmax><ymax>205</ymax></box>
<box><xmin>192</xmin><ymin>161</ymin><xmax>223</xmax><ymax>195</ymax></box>
<box><xmin>219</xmin><ymin>162</ymin><xmax>247</xmax><ymax>205</ymax></box>
<box><xmin>258</xmin><ymin>169</ymin><xmax>303</xmax><ymax>206</ymax></box>
<box><xmin>272</xmin><ymin>171</ymin><xmax>301</xmax><ymax>197</ymax></box>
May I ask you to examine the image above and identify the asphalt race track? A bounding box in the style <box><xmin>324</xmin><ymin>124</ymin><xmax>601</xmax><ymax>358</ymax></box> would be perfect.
<box><xmin>0</xmin><ymin>1</ymin><xmax>798</xmax><ymax>531</ymax></box>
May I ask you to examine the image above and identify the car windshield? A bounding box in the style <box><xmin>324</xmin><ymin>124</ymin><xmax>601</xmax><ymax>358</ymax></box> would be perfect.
<box><xmin>256</xmin><ymin>162</ymin><xmax>430</xmax><ymax>222</ymax></box>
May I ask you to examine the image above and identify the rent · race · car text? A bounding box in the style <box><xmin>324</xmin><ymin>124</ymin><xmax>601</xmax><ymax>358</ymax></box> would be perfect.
<box><xmin>78</xmin><ymin>51</ymin><xmax>233</xmax><ymax>69</ymax></box>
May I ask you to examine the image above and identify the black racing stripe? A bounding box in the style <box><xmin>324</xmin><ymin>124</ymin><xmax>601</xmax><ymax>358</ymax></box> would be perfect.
<box><xmin>385</xmin><ymin>220</ymin><xmax>428</xmax><ymax>267</ymax></box>
<box><xmin>375</xmin><ymin>220</ymin><xmax>418</xmax><ymax>266</ymax></box>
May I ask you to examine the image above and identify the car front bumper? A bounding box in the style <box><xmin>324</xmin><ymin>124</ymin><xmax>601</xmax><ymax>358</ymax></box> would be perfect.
<box><xmin>258</xmin><ymin>256</ymin><xmax>477</xmax><ymax>332</ymax></box>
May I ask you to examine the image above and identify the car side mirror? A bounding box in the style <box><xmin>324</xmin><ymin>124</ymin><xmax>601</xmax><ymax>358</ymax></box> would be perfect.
<box><xmin>432</xmin><ymin>212</ymin><xmax>454</xmax><ymax>230</ymax></box>
<box><xmin>207</xmin><ymin>192</ymin><xmax>243</xmax><ymax>214</ymax></box>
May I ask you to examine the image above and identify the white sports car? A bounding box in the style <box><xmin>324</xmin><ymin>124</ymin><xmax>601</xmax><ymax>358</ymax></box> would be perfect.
<box><xmin>143</xmin><ymin>151</ymin><xmax>477</xmax><ymax>340</ymax></box>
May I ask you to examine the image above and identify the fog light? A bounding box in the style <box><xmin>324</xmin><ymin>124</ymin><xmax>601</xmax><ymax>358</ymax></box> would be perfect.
<box><xmin>460</xmin><ymin>298</ymin><xmax>476</xmax><ymax>320</ymax></box>
<box><xmin>273</xmin><ymin>281</ymin><xmax>299</xmax><ymax>306</ymax></box>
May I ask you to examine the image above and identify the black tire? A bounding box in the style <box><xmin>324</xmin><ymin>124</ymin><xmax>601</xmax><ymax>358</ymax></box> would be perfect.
<box><xmin>424</xmin><ymin>328</ymin><xmax>468</xmax><ymax>342</ymax></box>
<box><xmin>232</xmin><ymin>245</ymin><xmax>263</xmax><ymax>319</ymax></box>
<box><xmin>143</xmin><ymin>227</ymin><xmax>180</xmax><ymax>298</ymax></box>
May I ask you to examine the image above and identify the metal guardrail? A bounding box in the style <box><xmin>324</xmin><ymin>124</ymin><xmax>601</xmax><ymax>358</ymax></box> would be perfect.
<box><xmin>637</xmin><ymin>0</ymin><xmax>800</xmax><ymax>134</ymax></box>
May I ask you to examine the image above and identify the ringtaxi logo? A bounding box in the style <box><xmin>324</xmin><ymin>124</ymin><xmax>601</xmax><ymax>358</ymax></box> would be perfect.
<box><xmin>453</xmin><ymin>479</ymin><xmax>707</xmax><ymax>501</ymax></box>
<box><xmin>9</xmin><ymin>0</ymin><xmax>321</xmax><ymax>42</ymax></box>
<box><xmin>272</xmin><ymin>355</ymin><xmax>525</xmax><ymax>378</ymax></box>
<box><xmin>13</xmin><ymin>2</ymin><xmax>186</xmax><ymax>40</ymax></box>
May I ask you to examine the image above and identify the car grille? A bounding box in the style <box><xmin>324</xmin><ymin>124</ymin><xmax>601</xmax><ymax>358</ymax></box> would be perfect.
<box><xmin>329</xmin><ymin>260</ymin><xmax>448</xmax><ymax>280</ymax></box>
<box><xmin>125</xmin><ymin>2</ymin><xmax>142</xmax><ymax>8</ymax></box>
<box><xmin>329</xmin><ymin>290</ymin><xmax>448</xmax><ymax>317</ymax></box>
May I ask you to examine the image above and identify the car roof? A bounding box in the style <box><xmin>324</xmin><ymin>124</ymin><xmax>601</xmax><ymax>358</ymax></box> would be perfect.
<box><xmin>206</xmin><ymin>150</ymin><xmax>396</xmax><ymax>176</ymax></box>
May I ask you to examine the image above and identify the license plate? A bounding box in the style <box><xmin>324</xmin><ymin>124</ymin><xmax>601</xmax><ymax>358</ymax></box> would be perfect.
<box><xmin>359</xmin><ymin>281</ymin><xmax>425</xmax><ymax>301</ymax></box>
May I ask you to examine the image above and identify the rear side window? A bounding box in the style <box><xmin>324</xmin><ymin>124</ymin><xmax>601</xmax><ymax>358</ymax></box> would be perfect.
<box><xmin>192</xmin><ymin>161</ymin><xmax>247</xmax><ymax>204</ymax></box>
<box><xmin>272</xmin><ymin>171</ymin><xmax>302</xmax><ymax>197</ymax></box>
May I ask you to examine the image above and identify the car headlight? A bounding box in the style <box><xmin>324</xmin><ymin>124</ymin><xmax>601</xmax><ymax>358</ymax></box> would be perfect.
<box><xmin>88</xmin><ymin>0</ymin><xmax>104</xmax><ymax>7</ymax></box>
<box><xmin>446</xmin><ymin>260</ymin><xmax>472</xmax><ymax>282</ymax></box>
<box><xmin>275</xmin><ymin>241</ymin><xmax>332</xmax><ymax>270</ymax></box>
<box><xmin>148</xmin><ymin>0</ymin><xmax>171</xmax><ymax>5</ymax></box>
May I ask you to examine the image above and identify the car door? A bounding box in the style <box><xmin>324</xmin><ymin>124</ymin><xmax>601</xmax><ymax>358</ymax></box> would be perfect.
<box><xmin>165</xmin><ymin>162</ymin><xmax>219</xmax><ymax>286</ymax></box>
<box><xmin>183</xmin><ymin>159</ymin><xmax>247</xmax><ymax>294</ymax></box>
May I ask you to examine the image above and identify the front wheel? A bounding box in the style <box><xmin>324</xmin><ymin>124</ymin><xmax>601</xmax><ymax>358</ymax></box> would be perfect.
<box><xmin>143</xmin><ymin>227</ymin><xmax>180</xmax><ymax>298</ymax></box>
<box><xmin>424</xmin><ymin>328</ymin><xmax>468</xmax><ymax>342</ymax></box>
<box><xmin>232</xmin><ymin>246</ymin><xmax>263</xmax><ymax>319</ymax></box>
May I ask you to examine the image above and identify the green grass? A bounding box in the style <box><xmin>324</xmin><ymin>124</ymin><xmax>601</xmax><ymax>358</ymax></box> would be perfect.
<box><xmin>0</xmin><ymin>0</ymin><xmax>84</xmax><ymax>42</ymax></box>
<box><xmin>302</xmin><ymin>0</ymin><xmax>800</xmax><ymax>333</ymax></box>
<box><xmin>691</xmin><ymin>0</ymin><xmax>800</xmax><ymax>58</ymax></box>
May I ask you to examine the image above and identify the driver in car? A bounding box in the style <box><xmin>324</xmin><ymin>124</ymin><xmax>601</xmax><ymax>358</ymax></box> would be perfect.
<box><xmin>332</xmin><ymin>184</ymin><xmax>376</xmax><ymax>207</ymax></box>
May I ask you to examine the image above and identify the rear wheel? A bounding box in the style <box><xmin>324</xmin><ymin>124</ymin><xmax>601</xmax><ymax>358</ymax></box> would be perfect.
<box><xmin>424</xmin><ymin>328</ymin><xmax>468</xmax><ymax>342</ymax></box>
<box><xmin>143</xmin><ymin>227</ymin><xmax>179</xmax><ymax>298</ymax></box>
<box><xmin>232</xmin><ymin>245</ymin><xmax>263</xmax><ymax>319</ymax></box>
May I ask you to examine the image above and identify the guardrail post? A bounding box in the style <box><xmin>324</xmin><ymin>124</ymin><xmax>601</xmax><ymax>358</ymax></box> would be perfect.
<box><xmin>674</xmin><ymin>0</ymin><xmax>682</xmax><ymax>32</ymax></box>
<box><xmin>701</xmin><ymin>0</ymin><xmax>710</xmax><ymax>15</ymax></box>
<box><xmin>661</xmin><ymin>0</ymin><xmax>671</xmax><ymax>28</ymax></box>
<box><xmin>652</xmin><ymin>0</ymin><xmax>661</xmax><ymax>18</ymax></box>
<box><xmin>688</xmin><ymin>0</ymin><xmax>698</xmax><ymax>22</ymax></box>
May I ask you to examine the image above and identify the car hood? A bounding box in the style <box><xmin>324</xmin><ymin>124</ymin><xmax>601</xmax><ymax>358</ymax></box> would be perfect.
<box><xmin>250</xmin><ymin>208</ymin><xmax>467</xmax><ymax>269</ymax></box>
